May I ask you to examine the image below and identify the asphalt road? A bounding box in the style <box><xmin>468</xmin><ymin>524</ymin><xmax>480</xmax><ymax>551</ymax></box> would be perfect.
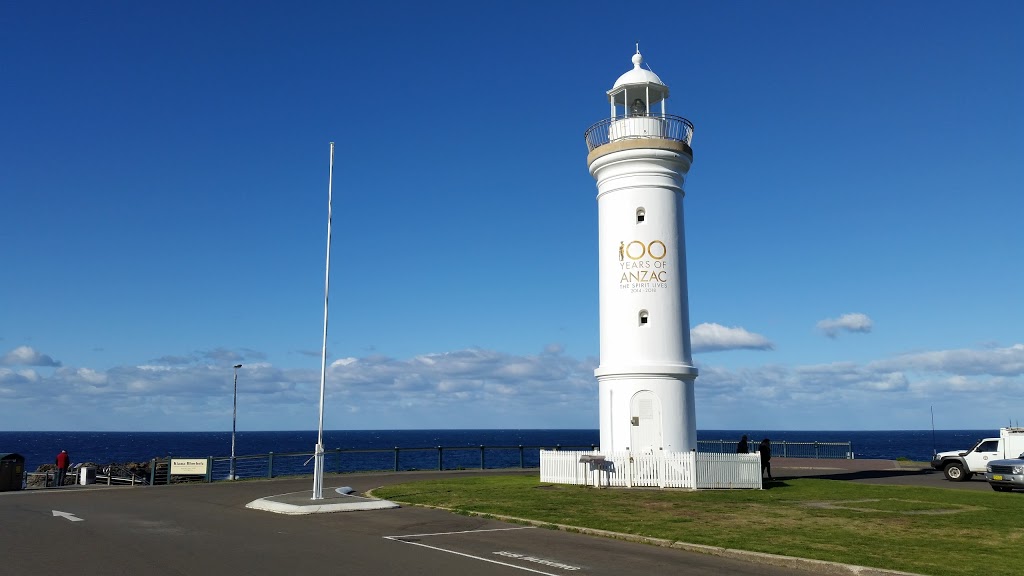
<box><xmin>1</xmin><ymin>462</ymin><xmax>989</xmax><ymax>576</ymax></box>
<box><xmin>1</xmin><ymin>469</ymin><xmax>843</xmax><ymax>576</ymax></box>
<box><xmin>770</xmin><ymin>457</ymin><xmax>1006</xmax><ymax>492</ymax></box>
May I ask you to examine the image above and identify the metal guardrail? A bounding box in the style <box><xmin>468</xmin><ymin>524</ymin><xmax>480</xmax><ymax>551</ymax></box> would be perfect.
<box><xmin>584</xmin><ymin>114</ymin><xmax>694</xmax><ymax>152</ymax></box>
<box><xmin>178</xmin><ymin>440</ymin><xmax>852</xmax><ymax>483</ymax></box>
<box><xmin>698</xmin><ymin>439</ymin><xmax>854</xmax><ymax>459</ymax></box>
<box><xmin>19</xmin><ymin>439</ymin><xmax>855</xmax><ymax>488</ymax></box>
<box><xmin>199</xmin><ymin>444</ymin><xmax>601</xmax><ymax>482</ymax></box>
<box><xmin>97</xmin><ymin>462</ymin><xmax>147</xmax><ymax>486</ymax></box>
<box><xmin>22</xmin><ymin>462</ymin><xmax>147</xmax><ymax>489</ymax></box>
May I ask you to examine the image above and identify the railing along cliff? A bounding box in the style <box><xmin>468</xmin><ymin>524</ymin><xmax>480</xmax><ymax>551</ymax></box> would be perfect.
<box><xmin>20</xmin><ymin>438</ymin><xmax>854</xmax><ymax>487</ymax></box>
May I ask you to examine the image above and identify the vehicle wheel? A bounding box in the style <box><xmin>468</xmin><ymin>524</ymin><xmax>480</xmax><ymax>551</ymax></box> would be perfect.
<box><xmin>943</xmin><ymin>462</ymin><xmax>967</xmax><ymax>481</ymax></box>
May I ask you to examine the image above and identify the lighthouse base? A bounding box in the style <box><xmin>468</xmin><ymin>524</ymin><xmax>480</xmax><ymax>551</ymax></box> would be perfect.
<box><xmin>598</xmin><ymin>371</ymin><xmax>697</xmax><ymax>454</ymax></box>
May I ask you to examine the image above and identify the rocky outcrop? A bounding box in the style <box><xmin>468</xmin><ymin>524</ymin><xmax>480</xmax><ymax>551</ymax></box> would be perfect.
<box><xmin>29</xmin><ymin>461</ymin><xmax>154</xmax><ymax>487</ymax></box>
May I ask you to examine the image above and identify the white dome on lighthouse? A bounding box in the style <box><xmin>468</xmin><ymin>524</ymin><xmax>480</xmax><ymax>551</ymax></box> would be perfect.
<box><xmin>607</xmin><ymin>48</ymin><xmax>670</xmax><ymax>110</ymax></box>
<box><xmin>612</xmin><ymin>51</ymin><xmax>666</xmax><ymax>91</ymax></box>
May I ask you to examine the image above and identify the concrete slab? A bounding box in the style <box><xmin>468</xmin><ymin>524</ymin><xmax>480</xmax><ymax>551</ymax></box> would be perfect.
<box><xmin>246</xmin><ymin>485</ymin><xmax>399</xmax><ymax>515</ymax></box>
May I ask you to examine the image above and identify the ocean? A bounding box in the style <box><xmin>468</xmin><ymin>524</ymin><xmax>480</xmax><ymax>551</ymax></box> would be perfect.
<box><xmin>0</xmin><ymin>429</ymin><xmax>995</xmax><ymax>474</ymax></box>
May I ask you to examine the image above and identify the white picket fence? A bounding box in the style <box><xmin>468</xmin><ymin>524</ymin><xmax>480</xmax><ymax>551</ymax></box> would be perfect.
<box><xmin>540</xmin><ymin>450</ymin><xmax>762</xmax><ymax>490</ymax></box>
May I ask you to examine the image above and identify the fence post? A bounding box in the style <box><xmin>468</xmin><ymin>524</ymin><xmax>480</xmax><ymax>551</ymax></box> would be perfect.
<box><xmin>782</xmin><ymin>441</ymin><xmax>788</xmax><ymax>458</ymax></box>
<box><xmin>267</xmin><ymin>452</ymin><xmax>274</xmax><ymax>479</ymax></box>
<box><xmin>518</xmin><ymin>445</ymin><xmax>524</xmax><ymax>468</ymax></box>
<box><xmin>480</xmin><ymin>445</ymin><xmax>485</xmax><ymax>470</ymax></box>
<box><xmin>690</xmin><ymin>449</ymin><xmax>698</xmax><ymax>489</ymax></box>
<box><xmin>849</xmin><ymin>442</ymin><xmax>855</xmax><ymax>460</ymax></box>
<box><xmin>149</xmin><ymin>459</ymin><xmax>156</xmax><ymax>485</ymax></box>
<box><xmin>814</xmin><ymin>442</ymin><xmax>819</xmax><ymax>459</ymax></box>
<box><xmin>394</xmin><ymin>447</ymin><xmax>400</xmax><ymax>472</ymax></box>
<box><xmin>108</xmin><ymin>463</ymin><xmax>112</xmax><ymax>486</ymax></box>
<box><xmin>206</xmin><ymin>457</ymin><xmax>213</xmax><ymax>483</ymax></box>
<box><xmin>437</xmin><ymin>446</ymin><xmax>443</xmax><ymax>471</ymax></box>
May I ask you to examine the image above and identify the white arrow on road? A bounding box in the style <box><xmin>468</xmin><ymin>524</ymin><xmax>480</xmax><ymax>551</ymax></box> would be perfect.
<box><xmin>52</xmin><ymin>510</ymin><xmax>84</xmax><ymax>522</ymax></box>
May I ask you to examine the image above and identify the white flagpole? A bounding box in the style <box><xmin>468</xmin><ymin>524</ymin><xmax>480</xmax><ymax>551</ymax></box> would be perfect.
<box><xmin>313</xmin><ymin>142</ymin><xmax>334</xmax><ymax>500</ymax></box>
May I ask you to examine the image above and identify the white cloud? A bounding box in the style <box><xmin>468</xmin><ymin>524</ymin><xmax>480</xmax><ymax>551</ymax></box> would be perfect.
<box><xmin>691</xmin><ymin>323</ymin><xmax>774</xmax><ymax>353</ymax></box>
<box><xmin>817</xmin><ymin>313</ymin><xmax>873</xmax><ymax>338</ymax></box>
<box><xmin>4</xmin><ymin>340</ymin><xmax>1023</xmax><ymax>431</ymax></box>
<box><xmin>695</xmin><ymin>342</ymin><xmax>1024</xmax><ymax>429</ymax></box>
<box><xmin>1</xmin><ymin>345</ymin><xmax>62</xmax><ymax>367</ymax></box>
<box><xmin>2</xmin><ymin>345</ymin><xmax>600</xmax><ymax>430</ymax></box>
<box><xmin>871</xmin><ymin>344</ymin><xmax>1024</xmax><ymax>376</ymax></box>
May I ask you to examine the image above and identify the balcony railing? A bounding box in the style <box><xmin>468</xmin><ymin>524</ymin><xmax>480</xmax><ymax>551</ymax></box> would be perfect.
<box><xmin>585</xmin><ymin>114</ymin><xmax>694</xmax><ymax>152</ymax></box>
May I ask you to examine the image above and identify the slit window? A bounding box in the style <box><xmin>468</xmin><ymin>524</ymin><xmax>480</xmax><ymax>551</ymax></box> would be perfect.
<box><xmin>639</xmin><ymin>310</ymin><xmax>649</xmax><ymax>326</ymax></box>
<box><xmin>636</xmin><ymin>207</ymin><xmax>646</xmax><ymax>224</ymax></box>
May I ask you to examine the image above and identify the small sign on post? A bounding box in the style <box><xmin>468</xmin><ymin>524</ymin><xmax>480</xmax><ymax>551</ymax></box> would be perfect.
<box><xmin>170</xmin><ymin>458</ymin><xmax>209</xmax><ymax>476</ymax></box>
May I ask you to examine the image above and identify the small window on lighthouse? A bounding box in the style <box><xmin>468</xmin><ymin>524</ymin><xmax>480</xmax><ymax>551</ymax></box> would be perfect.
<box><xmin>636</xmin><ymin>208</ymin><xmax>646</xmax><ymax>224</ymax></box>
<box><xmin>639</xmin><ymin>310</ymin><xmax>649</xmax><ymax>326</ymax></box>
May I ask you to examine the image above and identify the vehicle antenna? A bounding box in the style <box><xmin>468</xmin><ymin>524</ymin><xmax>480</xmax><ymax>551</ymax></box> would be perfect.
<box><xmin>931</xmin><ymin>405</ymin><xmax>937</xmax><ymax>456</ymax></box>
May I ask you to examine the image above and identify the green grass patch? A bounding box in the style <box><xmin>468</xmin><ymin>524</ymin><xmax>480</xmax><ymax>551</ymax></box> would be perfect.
<box><xmin>373</xmin><ymin>476</ymin><xmax>1024</xmax><ymax>576</ymax></box>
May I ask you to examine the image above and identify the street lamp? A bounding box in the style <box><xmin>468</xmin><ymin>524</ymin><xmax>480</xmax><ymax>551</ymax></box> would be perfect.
<box><xmin>230</xmin><ymin>364</ymin><xmax>242</xmax><ymax>480</ymax></box>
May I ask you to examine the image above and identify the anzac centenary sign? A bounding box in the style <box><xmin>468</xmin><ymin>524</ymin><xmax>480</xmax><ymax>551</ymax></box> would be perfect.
<box><xmin>618</xmin><ymin>239</ymin><xmax>669</xmax><ymax>293</ymax></box>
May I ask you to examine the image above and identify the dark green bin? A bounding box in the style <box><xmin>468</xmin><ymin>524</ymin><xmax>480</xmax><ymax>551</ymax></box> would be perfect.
<box><xmin>0</xmin><ymin>453</ymin><xmax>25</xmax><ymax>491</ymax></box>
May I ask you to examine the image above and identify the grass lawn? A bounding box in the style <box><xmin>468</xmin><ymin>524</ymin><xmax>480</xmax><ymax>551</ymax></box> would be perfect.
<box><xmin>372</xmin><ymin>475</ymin><xmax>1024</xmax><ymax>576</ymax></box>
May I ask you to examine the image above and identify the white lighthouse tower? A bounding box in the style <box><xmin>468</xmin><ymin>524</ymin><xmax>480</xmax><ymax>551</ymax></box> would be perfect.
<box><xmin>586</xmin><ymin>48</ymin><xmax>698</xmax><ymax>454</ymax></box>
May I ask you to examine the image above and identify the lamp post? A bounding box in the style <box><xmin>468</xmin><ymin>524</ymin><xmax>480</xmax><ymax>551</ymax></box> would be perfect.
<box><xmin>230</xmin><ymin>363</ymin><xmax>242</xmax><ymax>480</ymax></box>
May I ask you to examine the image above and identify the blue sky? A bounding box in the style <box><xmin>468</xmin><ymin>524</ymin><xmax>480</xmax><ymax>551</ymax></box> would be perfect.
<box><xmin>2</xmin><ymin>1</ymin><xmax>1021</xmax><ymax>432</ymax></box>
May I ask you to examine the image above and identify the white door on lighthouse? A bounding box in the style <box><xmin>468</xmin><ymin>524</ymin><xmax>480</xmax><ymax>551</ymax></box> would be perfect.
<box><xmin>630</xmin><ymin>391</ymin><xmax>662</xmax><ymax>453</ymax></box>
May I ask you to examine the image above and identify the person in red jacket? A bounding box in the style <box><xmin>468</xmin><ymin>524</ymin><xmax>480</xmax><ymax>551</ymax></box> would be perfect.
<box><xmin>54</xmin><ymin>450</ymin><xmax>70</xmax><ymax>487</ymax></box>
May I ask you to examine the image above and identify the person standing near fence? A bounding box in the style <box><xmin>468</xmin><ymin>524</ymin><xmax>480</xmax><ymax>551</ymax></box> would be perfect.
<box><xmin>54</xmin><ymin>449</ymin><xmax>70</xmax><ymax>487</ymax></box>
<box><xmin>758</xmin><ymin>438</ymin><xmax>772</xmax><ymax>480</ymax></box>
<box><xmin>736</xmin><ymin>435</ymin><xmax>749</xmax><ymax>453</ymax></box>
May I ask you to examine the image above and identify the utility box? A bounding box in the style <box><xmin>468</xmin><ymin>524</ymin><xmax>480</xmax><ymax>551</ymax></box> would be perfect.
<box><xmin>79</xmin><ymin>466</ymin><xmax>96</xmax><ymax>486</ymax></box>
<box><xmin>0</xmin><ymin>453</ymin><xmax>25</xmax><ymax>492</ymax></box>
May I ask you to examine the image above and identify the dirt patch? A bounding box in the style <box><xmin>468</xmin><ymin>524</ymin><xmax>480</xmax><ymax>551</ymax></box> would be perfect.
<box><xmin>800</xmin><ymin>498</ymin><xmax>979</xmax><ymax>515</ymax></box>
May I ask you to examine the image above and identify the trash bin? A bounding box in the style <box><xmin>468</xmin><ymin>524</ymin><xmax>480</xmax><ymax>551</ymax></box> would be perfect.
<box><xmin>0</xmin><ymin>453</ymin><xmax>25</xmax><ymax>492</ymax></box>
<box><xmin>79</xmin><ymin>466</ymin><xmax>96</xmax><ymax>486</ymax></box>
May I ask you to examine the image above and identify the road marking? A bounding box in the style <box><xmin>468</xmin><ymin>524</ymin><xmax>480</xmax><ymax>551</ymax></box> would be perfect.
<box><xmin>494</xmin><ymin>551</ymin><xmax>580</xmax><ymax>571</ymax></box>
<box><xmin>52</xmin><ymin>510</ymin><xmax>84</xmax><ymax>522</ymax></box>
<box><xmin>385</xmin><ymin>537</ymin><xmax>561</xmax><ymax>575</ymax></box>
<box><xmin>388</xmin><ymin>526</ymin><xmax>535</xmax><ymax>538</ymax></box>
<box><xmin>385</xmin><ymin>527</ymin><xmax>570</xmax><ymax>575</ymax></box>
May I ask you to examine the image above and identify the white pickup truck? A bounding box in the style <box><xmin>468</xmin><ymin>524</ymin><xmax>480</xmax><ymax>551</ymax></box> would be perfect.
<box><xmin>930</xmin><ymin>427</ymin><xmax>1024</xmax><ymax>481</ymax></box>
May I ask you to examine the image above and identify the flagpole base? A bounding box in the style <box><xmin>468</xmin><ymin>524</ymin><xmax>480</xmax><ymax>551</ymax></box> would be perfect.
<box><xmin>312</xmin><ymin>444</ymin><xmax>325</xmax><ymax>500</ymax></box>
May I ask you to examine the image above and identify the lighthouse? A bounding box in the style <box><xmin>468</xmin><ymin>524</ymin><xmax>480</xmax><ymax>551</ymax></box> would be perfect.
<box><xmin>585</xmin><ymin>48</ymin><xmax>698</xmax><ymax>454</ymax></box>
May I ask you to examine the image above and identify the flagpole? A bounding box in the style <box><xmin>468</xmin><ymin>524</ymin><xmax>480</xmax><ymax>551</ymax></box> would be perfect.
<box><xmin>313</xmin><ymin>142</ymin><xmax>334</xmax><ymax>500</ymax></box>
